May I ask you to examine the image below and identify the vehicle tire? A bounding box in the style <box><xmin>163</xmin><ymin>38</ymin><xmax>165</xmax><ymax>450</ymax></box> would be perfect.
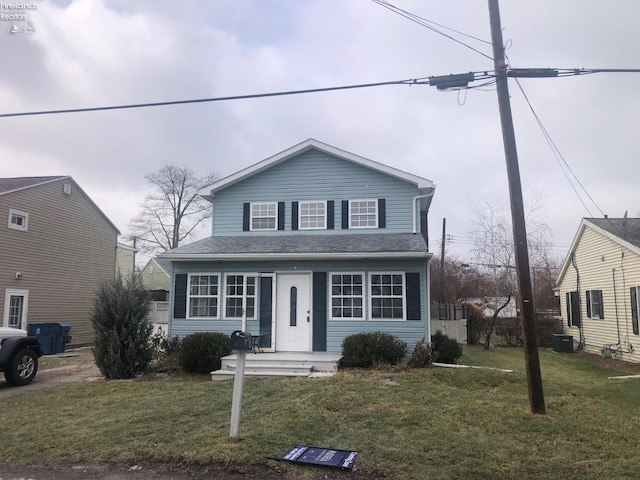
<box><xmin>5</xmin><ymin>349</ymin><xmax>38</xmax><ymax>386</ymax></box>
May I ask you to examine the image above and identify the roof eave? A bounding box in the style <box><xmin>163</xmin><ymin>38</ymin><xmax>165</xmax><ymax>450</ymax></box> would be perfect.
<box><xmin>162</xmin><ymin>251</ymin><xmax>432</xmax><ymax>261</ymax></box>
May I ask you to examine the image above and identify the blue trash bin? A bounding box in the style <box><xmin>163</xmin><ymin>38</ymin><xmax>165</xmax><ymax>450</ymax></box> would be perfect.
<box><xmin>58</xmin><ymin>323</ymin><xmax>72</xmax><ymax>353</ymax></box>
<box><xmin>27</xmin><ymin>323</ymin><xmax>62</xmax><ymax>355</ymax></box>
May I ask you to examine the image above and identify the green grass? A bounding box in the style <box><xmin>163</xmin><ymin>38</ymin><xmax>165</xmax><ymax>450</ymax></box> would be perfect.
<box><xmin>3</xmin><ymin>346</ymin><xmax>640</xmax><ymax>479</ymax></box>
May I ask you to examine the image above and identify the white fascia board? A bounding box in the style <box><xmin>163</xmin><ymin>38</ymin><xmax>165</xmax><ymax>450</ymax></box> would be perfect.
<box><xmin>0</xmin><ymin>175</ymin><xmax>71</xmax><ymax>196</ymax></box>
<box><xmin>199</xmin><ymin>139</ymin><xmax>434</xmax><ymax>200</ymax></box>
<box><xmin>162</xmin><ymin>251</ymin><xmax>432</xmax><ymax>261</ymax></box>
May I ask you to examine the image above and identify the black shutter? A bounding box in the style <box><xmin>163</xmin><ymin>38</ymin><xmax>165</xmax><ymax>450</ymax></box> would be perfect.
<box><xmin>341</xmin><ymin>200</ymin><xmax>349</xmax><ymax>229</ymax></box>
<box><xmin>312</xmin><ymin>272</ymin><xmax>327</xmax><ymax>351</ymax></box>
<box><xmin>278</xmin><ymin>201</ymin><xmax>285</xmax><ymax>230</ymax></box>
<box><xmin>566</xmin><ymin>292</ymin><xmax>571</xmax><ymax>327</ymax></box>
<box><xmin>174</xmin><ymin>274</ymin><xmax>188</xmax><ymax>319</ymax></box>
<box><xmin>378</xmin><ymin>199</ymin><xmax>386</xmax><ymax>229</ymax></box>
<box><xmin>327</xmin><ymin>200</ymin><xmax>334</xmax><ymax>230</ymax></box>
<box><xmin>243</xmin><ymin>203</ymin><xmax>250</xmax><ymax>231</ymax></box>
<box><xmin>570</xmin><ymin>291</ymin><xmax>580</xmax><ymax>327</ymax></box>
<box><xmin>405</xmin><ymin>272</ymin><xmax>421</xmax><ymax>320</ymax></box>
<box><xmin>259</xmin><ymin>277</ymin><xmax>273</xmax><ymax>344</ymax></box>
<box><xmin>586</xmin><ymin>291</ymin><xmax>592</xmax><ymax>318</ymax></box>
<box><xmin>291</xmin><ymin>201</ymin><xmax>299</xmax><ymax>231</ymax></box>
<box><xmin>598</xmin><ymin>290</ymin><xmax>604</xmax><ymax>318</ymax></box>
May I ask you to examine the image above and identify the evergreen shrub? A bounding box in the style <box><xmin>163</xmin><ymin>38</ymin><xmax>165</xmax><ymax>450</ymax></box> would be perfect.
<box><xmin>431</xmin><ymin>330</ymin><xmax>463</xmax><ymax>364</ymax></box>
<box><xmin>91</xmin><ymin>273</ymin><xmax>153</xmax><ymax>379</ymax></box>
<box><xmin>408</xmin><ymin>337</ymin><xmax>435</xmax><ymax>368</ymax></box>
<box><xmin>179</xmin><ymin>332</ymin><xmax>231</xmax><ymax>374</ymax></box>
<box><xmin>340</xmin><ymin>331</ymin><xmax>407</xmax><ymax>368</ymax></box>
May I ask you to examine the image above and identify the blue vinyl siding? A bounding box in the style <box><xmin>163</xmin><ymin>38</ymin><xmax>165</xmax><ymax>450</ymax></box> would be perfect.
<box><xmin>211</xmin><ymin>149</ymin><xmax>419</xmax><ymax>236</ymax></box>
<box><xmin>169</xmin><ymin>258</ymin><xmax>429</xmax><ymax>354</ymax></box>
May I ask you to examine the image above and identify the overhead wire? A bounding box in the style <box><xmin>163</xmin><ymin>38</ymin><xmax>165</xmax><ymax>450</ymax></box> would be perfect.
<box><xmin>370</xmin><ymin>0</ymin><xmax>494</xmax><ymax>61</ymax></box>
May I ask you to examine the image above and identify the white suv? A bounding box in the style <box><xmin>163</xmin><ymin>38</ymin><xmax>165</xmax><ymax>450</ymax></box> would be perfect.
<box><xmin>0</xmin><ymin>327</ymin><xmax>43</xmax><ymax>386</ymax></box>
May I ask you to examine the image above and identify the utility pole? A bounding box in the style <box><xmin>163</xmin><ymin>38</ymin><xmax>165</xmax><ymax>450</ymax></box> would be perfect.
<box><xmin>440</xmin><ymin>218</ymin><xmax>446</xmax><ymax>306</ymax></box>
<box><xmin>488</xmin><ymin>0</ymin><xmax>546</xmax><ymax>414</ymax></box>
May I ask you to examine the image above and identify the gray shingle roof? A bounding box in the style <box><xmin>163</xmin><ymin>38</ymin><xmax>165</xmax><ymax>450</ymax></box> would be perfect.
<box><xmin>162</xmin><ymin>233</ymin><xmax>429</xmax><ymax>259</ymax></box>
<box><xmin>586</xmin><ymin>217</ymin><xmax>640</xmax><ymax>249</ymax></box>
<box><xmin>0</xmin><ymin>176</ymin><xmax>69</xmax><ymax>195</ymax></box>
<box><xmin>153</xmin><ymin>256</ymin><xmax>173</xmax><ymax>274</ymax></box>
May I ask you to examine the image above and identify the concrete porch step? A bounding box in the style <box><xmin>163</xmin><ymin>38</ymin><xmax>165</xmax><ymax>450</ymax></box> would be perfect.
<box><xmin>211</xmin><ymin>352</ymin><xmax>341</xmax><ymax>381</ymax></box>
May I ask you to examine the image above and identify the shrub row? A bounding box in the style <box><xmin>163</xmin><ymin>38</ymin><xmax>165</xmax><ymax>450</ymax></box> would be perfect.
<box><xmin>340</xmin><ymin>330</ymin><xmax>462</xmax><ymax>369</ymax></box>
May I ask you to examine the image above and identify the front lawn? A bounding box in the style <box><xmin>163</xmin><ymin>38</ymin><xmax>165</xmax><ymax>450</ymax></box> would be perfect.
<box><xmin>2</xmin><ymin>346</ymin><xmax>639</xmax><ymax>479</ymax></box>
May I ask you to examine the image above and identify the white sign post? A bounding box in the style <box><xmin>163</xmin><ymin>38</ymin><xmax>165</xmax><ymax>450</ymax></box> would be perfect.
<box><xmin>229</xmin><ymin>348</ymin><xmax>247</xmax><ymax>441</ymax></box>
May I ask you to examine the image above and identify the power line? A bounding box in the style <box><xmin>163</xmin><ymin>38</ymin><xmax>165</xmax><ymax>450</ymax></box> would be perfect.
<box><xmin>370</xmin><ymin>0</ymin><xmax>494</xmax><ymax>61</ymax></box>
<box><xmin>0</xmin><ymin>77</ymin><xmax>430</xmax><ymax>119</ymax></box>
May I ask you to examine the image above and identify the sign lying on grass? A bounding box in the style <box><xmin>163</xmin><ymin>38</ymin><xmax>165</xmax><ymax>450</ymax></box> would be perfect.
<box><xmin>280</xmin><ymin>445</ymin><xmax>358</xmax><ymax>470</ymax></box>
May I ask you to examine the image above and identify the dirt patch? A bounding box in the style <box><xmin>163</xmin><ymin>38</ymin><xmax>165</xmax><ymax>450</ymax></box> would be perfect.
<box><xmin>570</xmin><ymin>350</ymin><xmax>640</xmax><ymax>375</ymax></box>
<box><xmin>0</xmin><ymin>362</ymin><xmax>102</xmax><ymax>398</ymax></box>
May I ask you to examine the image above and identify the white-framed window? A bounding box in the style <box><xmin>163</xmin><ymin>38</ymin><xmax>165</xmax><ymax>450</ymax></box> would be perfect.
<box><xmin>8</xmin><ymin>209</ymin><xmax>29</xmax><ymax>231</ymax></box>
<box><xmin>3</xmin><ymin>289</ymin><xmax>29</xmax><ymax>329</ymax></box>
<box><xmin>370</xmin><ymin>273</ymin><xmax>405</xmax><ymax>320</ymax></box>
<box><xmin>586</xmin><ymin>289</ymin><xmax>604</xmax><ymax>319</ymax></box>
<box><xmin>250</xmin><ymin>202</ymin><xmax>277</xmax><ymax>231</ymax></box>
<box><xmin>188</xmin><ymin>274</ymin><xmax>220</xmax><ymax>318</ymax></box>
<box><xmin>630</xmin><ymin>286</ymin><xmax>639</xmax><ymax>335</ymax></box>
<box><xmin>330</xmin><ymin>273</ymin><xmax>364</xmax><ymax>320</ymax></box>
<box><xmin>299</xmin><ymin>201</ymin><xmax>326</xmax><ymax>230</ymax></box>
<box><xmin>224</xmin><ymin>274</ymin><xmax>257</xmax><ymax>319</ymax></box>
<box><xmin>349</xmin><ymin>199</ymin><xmax>377</xmax><ymax>228</ymax></box>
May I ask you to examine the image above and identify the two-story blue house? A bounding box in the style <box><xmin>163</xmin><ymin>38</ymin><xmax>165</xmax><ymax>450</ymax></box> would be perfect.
<box><xmin>163</xmin><ymin>139</ymin><xmax>435</xmax><ymax>356</ymax></box>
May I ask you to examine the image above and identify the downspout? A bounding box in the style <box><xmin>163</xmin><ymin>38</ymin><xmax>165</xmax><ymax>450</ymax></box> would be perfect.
<box><xmin>620</xmin><ymin>251</ymin><xmax>633</xmax><ymax>353</ymax></box>
<box><xmin>570</xmin><ymin>253</ymin><xmax>584</xmax><ymax>350</ymax></box>
<box><xmin>612</xmin><ymin>269</ymin><xmax>622</xmax><ymax>348</ymax></box>
<box><xmin>412</xmin><ymin>194</ymin><xmax>431</xmax><ymax>234</ymax></box>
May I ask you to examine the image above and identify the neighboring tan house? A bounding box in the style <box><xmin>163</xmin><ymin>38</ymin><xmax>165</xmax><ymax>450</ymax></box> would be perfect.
<box><xmin>0</xmin><ymin>176</ymin><xmax>119</xmax><ymax>346</ymax></box>
<box><xmin>162</xmin><ymin>139</ymin><xmax>436</xmax><ymax>354</ymax></box>
<box><xmin>557</xmin><ymin>217</ymin><xmax>640</xmax><ymax>363</ymax></box>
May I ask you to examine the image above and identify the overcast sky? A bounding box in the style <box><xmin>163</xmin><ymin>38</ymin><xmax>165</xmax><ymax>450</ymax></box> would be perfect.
<box><xmin>2</xmin><ymin>0</ymin><xmax>639</xmax><ymax>265</ymax></box>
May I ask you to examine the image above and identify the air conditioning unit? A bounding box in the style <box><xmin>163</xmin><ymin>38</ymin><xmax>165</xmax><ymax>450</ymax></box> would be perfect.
<box><xmin>552</xmin><ymin>334</ymin><xmax>574</xmax><ymax>353</ymax></box>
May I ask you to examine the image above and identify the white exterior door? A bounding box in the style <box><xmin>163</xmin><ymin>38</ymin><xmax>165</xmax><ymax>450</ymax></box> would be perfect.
<box><xmin>275</xmin><ymin>273</ymin><xmax>311</xmax><ymax>352</ymax></box>
<box><xmin>3</xmin><ymin>289</ymin><xmax>29</xmax><ymax>329</ymax></box>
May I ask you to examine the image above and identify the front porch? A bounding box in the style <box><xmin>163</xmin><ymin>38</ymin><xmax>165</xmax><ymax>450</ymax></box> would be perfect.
<box><xmin>211</xmin><ymin>352</ymin><xmax>341</xmax><ymax>381</ymax></box>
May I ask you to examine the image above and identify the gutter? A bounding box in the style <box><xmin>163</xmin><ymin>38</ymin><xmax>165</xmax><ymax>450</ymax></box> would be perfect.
<box><xmin>162</xmin><ymin>251</ymin><xmax>433</xmax><ymax>261</ymax></box>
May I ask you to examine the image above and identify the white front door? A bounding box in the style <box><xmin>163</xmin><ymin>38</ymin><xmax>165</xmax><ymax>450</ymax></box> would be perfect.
<box><xmin>275</xmin><ymin>273</ymin><xmax>311</xmax><ymax>352</ymax></box>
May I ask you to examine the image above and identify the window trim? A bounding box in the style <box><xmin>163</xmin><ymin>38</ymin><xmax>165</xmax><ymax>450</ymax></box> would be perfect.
<box><xmin>349</xmin><ymin>199</ymin><xmax>378</xmax><ymax>229</ymax></box>
<box><xmin>8</xmin><ymin>209</ymin><xmax>29</xmax><ymax>232</ymax></box>
<box><xmin>586</xmin><ymin>289</ymin><xmax>604</xmax><ymax>319</ymax></box>
<box><xmin>223</xmin><ymin>273</ymin><xmax>257</xmax><ymax>320</ymax></box>
<box><xmin>249</xmin><ymin>202</ymin><xmax>278</xmax><ymax>231</ymax></box>
<box><xmin>187</xmin><ymin>273</ymin><xmax>220</xmax><ymax>319</ymax></box>
<box><xmin>329</xmin><ymin>272</ymin><xmax>365</xmax><ymax>321</ymax></box>
<box><xmin>630</xmin><ymin>286</ymin><xmax>639</xmax><ymax>335</ymax></box>
<box><xmin>298</xmin><ymin>200</ymin><xmax>327</xmax><ymax>230</ymax></box>
<box><xmin>369</xmin><ymin>272</ymin><xmax>406</xmax><ymax>321</ymax></box>
<box><xmin>3</xmin><ymin>289</ymin><xmax>29</xmax><ymax>329</ymax></box>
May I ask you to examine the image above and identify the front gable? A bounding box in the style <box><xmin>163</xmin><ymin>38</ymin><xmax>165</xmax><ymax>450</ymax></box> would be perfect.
<box><xmin>204</xmin><ymin>140</ymin><xmax>435</xmax><ymax>236</ymax></box>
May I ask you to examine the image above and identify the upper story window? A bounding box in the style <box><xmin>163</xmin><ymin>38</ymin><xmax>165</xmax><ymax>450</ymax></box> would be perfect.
<box><xmin>586</xmin><ymin>289</ymin><xmax>604</xmax><ymax>319</ymax></box>
<box><xmin>8</xmin><ymin>209</ymin><xmax>29</xmax><ymax>231</ymax></box>
<box><xmin>299</xmin><ymin>201</ymin><xmax>326</xmax><ymax>230</ymax></box>
<box><xmin>188</xmin><ymin>274</ymin><xmax>219</xmax><ymax>318</ymax></box>
<box><xmin>250</xmin><ymin>202</ymin><xmax>277</xmax><ymax>231</ymax></box>
<box><xmin>349</xmin><ymin>199</ymin><xmax>378</xmax><ymax>228</ymax></box>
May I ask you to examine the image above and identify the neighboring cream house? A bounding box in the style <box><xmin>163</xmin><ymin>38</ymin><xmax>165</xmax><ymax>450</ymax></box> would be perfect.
<box><xmin>557</xmin><ymin>217</ymin><xmax>640</xmax><ymax>363</ymax></box>
<box><xmin>0</xmin><ymin>176</ymin><xmax>119</xmax><ymax>345</ymax></box>
<box><xmin>116</xmin><ymin>242</ymin><xmax>137</xmax><ymax>280</ymax></box>
<box><xmin>141</xmin><ymin>256</ymin><xmax>171</xmax><ymax>334</ymax></box>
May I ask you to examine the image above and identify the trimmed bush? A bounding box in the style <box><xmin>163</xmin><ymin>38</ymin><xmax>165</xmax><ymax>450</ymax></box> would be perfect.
<box><xmin>408</xmin><ymin>337</ymin><xmax>434</xmax><ymax>368</ymax></box>
<box><xmin>431</xmin><ymin>330</ymin><xmax>463</xmax><ymax>364</ymax></box>
<box><xmin>179</xmin><ymin>332</ymin><xmax>231</xmax><ymax>374</ymax></box>
<box><xmin>340</xmin><ymin>332</ymin><xmax>407</xmax><ymax>368</ymax></box>
<box><xmin>91</xmin><ymin>273</ymin><xmax>153</xmax><ymax>379</ymax></box>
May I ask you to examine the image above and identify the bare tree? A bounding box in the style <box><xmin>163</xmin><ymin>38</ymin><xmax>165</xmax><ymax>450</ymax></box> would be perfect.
<box><xmin>129</xmin><ymin>165</ymin><xmax>217</xmax><ymax>253</ymax></box>
<box><xmin>468</xmin><ymin>194</ymin><xmax>560</xmax><ymax>348</ymax></box>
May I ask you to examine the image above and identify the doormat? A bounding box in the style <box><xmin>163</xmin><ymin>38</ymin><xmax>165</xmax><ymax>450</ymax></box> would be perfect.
<box><xmin>279</xmin><ymin>445</ymin><xmax>358</xmax><ymax>470</ymax></box>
